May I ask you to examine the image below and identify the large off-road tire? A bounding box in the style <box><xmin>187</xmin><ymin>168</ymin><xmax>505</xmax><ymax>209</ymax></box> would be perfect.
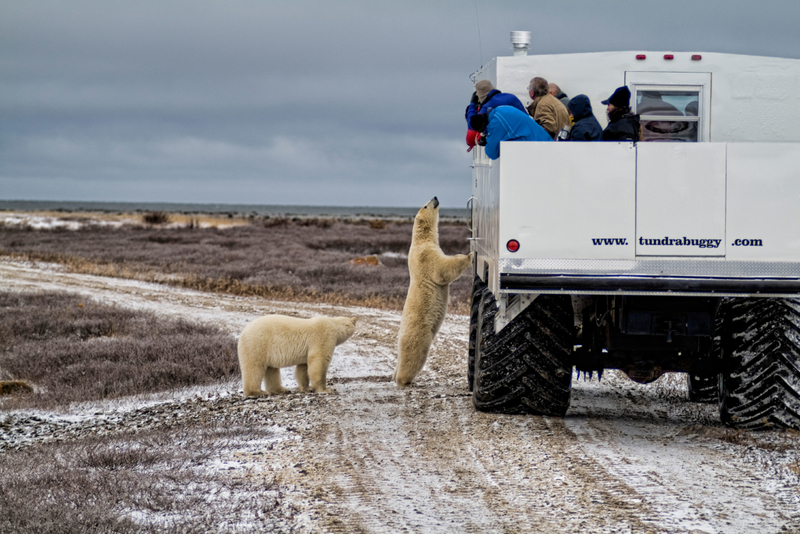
<box><xmin>718</xmin><ymin>298</ymin><xmax>800</xmax><ymax>430</ymax></box>
<box><xmin>472</xmin><ymin>286</ymin><xmax>574</xmax><ymax>416</ymax></box>
<box><xmin>467</xmin><ymin>275</ymin><xmax>489</xmax><ymax>392</ymax></box>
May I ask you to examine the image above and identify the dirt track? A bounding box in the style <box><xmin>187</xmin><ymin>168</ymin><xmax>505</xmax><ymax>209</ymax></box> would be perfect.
<box><xmin>2</xmin><ymin>260</ymin><xmax>800</xmax><ymax>533</ymax></box>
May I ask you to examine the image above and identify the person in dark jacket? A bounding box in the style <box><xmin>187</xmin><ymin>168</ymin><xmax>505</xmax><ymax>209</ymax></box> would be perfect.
<box><xmin>601</xmin><ymin>86</ymin><xmax>641</xmax><ymax>141</ymax></box>
<box><xmin>566</xmin><ymin>94</ymin><xmax>602</xmax><ymax>141</ymax></box>
<box><xmin>465</xmin><ymin>80</ymin><xmax>527</xmax><ymax>127</ymax></box>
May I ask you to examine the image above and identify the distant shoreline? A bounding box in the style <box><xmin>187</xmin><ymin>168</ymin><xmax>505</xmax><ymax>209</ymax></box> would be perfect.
<box><xmin>0</xmin><ymin>200</ymin><xmax>467</xmax><ymax>220</ymax></box>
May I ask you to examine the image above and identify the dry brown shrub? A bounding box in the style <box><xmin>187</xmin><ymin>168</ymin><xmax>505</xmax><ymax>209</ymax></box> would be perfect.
<box><xmin>349</xmin><ymin>255</ymin><xmax>382</xmax><ymax>266</ymax></box>
<box><xmin>262</xmin><ymin>216</ymin><xmax>289</xmax><ymax>227</ymax></box>
<box><xmin>0</xmin><ymin>380</ymin><xmax>33</xmax><ymax>395</ymax></box>
<box><xmin>295</xmin><ymin>217</ymin><xmax>333</xmax><ymax>228</ymax></box>
<box><xmin>142</xmin><ymin>211</ymin><xmax>170</xmax><ymax>225</ymax></box>
<box><xmin>369</xmin><ymin>219</ymin><xmax>386</xmax><ymax>230</ymax></box>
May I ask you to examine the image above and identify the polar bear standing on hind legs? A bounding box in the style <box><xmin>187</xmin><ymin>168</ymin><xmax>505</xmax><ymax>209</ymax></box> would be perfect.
<box><xmin>238</xmin><ymin>314</ymin><xmax>357</xmax><ymax>396</ymax></box>
<box><xmin>394</xmin><ymin>197</ymin><xmax>473</xmax><ymax>387</ymax></box>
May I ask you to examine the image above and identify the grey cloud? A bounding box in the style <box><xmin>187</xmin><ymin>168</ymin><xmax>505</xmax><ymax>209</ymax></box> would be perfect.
<box><xmin>2</xmin><ymin>0</ymin><xmax>800</xmax><ymax>207</ymax></box>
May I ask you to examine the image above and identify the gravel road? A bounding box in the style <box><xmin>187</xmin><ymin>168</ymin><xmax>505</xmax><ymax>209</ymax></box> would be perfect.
<box><xmin>2</xmin><ymin>260</ymin><xmax>799</xmax><ymax>533</ymax></box>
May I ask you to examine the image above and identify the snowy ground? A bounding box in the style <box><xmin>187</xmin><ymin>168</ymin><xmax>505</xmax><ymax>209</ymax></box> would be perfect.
<box><xmin>1</xmin><ymin>259</ymin><xmax>799</xmax><ymax>533</ymax></box>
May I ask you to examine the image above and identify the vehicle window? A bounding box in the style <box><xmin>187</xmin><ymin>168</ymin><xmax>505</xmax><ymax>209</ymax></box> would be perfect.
<box><xmin>635</xmin><ymin>89</ymin><xmax>700</xmax><ymax>142</ymax></box>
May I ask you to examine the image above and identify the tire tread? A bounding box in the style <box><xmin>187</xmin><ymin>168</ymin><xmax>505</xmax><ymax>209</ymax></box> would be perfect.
<box><xmin>471</xmin><ymin>283</ymin><xmax>573</xmax><ymax>416</ymax></box>
<box><xmin>719</xmin><ymin>298</ymin><xmax>800</xmax><ymax>430</ymax></box>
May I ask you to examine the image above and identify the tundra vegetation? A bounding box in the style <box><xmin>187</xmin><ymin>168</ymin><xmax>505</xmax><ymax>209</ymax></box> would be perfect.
<box><xmin>0</xmin><ymin>291</ymin><xmax>289</xmax><ymax>532</ymax></box>
<box><xmin>0</xmin><ymin>291</ymin><xmax>238</xmax><ymax>410</ymax></box>
<box><xmin>0</xmin><ymin>213</ymin><xmax>472</xmax><ymax>532</ymax></box>
<box><xmin>0</xmin><ymin>418</ymin><xmax>286</xmax><ymax>534</ymax></box>
<box><xmin>0</xmin><ymin>214</ymin><xmax>473</xmax><ymax>313</ymax></box>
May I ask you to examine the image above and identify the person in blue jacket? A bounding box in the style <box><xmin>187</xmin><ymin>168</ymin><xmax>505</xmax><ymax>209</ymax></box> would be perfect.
<box><xmin>566</xmin><ymin>94</ymin><xmax>603</xmax><ymax>141</ymax></box>
<box><xmin>469</xmin><ymin>105</ymin><xmax>552</xmax><ymax>160</ymax></box>
<box><xmin>465</xmin><ymin>80</ymin><xmax>527</xmax><ymax>127</ymax></box>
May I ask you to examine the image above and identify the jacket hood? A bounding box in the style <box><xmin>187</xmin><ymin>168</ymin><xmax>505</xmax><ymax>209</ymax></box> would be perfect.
<box><xmin>483</xmin><ymin>106</ymin><xmax>552</xmax><ymax>159</ymax></box>
<box><xmin>488</xmin><ymin>106</ymin><xmax>527</xmax><ymax>139</ymax></box>
<box><xmin>568</xmin><ymin>94</ymin><xmax>594</xmax><ymax>121</ymax></box>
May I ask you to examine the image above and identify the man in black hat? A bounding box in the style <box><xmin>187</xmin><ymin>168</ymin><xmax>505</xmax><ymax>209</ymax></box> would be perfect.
<box><xmin>601</xmin><ymin>86</ymin><xmax>641</xmax><ymax>141</ymax></box>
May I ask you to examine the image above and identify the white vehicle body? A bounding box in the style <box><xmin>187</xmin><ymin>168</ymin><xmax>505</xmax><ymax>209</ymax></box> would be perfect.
<box><xmin>470</xmin><ymin>51</ymin><xmax>800</xmax><ymax>312</ymax></box>
<box><xmin>467</xmin><ymin>46</ymin><xmax>800</xmax><ymax>428</ymax></box>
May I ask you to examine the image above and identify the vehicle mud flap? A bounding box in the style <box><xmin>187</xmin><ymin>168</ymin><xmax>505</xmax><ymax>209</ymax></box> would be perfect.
<box><xmin>719</xmin><ymin>298</ymin><xmax>800</xmax><ymax>430</ymax></box>
<box><xmin>688</xmin><ymin>299</ymin><xmax>726</xmax><ymax>403</ymax></box>
<box><xmin>688</xmin><ymin>374</ymin><xmax>718</xmax><ymax>403</ymax></box>
<box><xmin>472</xmin><ymin>289</ymin><xmax>574</xmax><ymax>416</ymax></box>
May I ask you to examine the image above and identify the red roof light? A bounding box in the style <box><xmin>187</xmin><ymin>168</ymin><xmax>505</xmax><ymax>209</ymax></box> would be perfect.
<box><xmin>664</xmin><ymin>54</ymin><xmax>674</xmax><ymax>60</ymax></box>
<box><xmin>691</xmin><ymin>54</ymin><xmax>702</xmax><ymax>61</ymax></box>
<box><xmin>636</xmin><ymin>54</ymin><xmax>646</xmax><ymax>60</ymax></box>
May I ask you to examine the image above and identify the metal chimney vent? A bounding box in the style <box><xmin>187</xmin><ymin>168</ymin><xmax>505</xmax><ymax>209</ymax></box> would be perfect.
<box><xmin>510</xmin><ymin>31</ymin><xmax>531</xmax><ymax>56</ymax></box>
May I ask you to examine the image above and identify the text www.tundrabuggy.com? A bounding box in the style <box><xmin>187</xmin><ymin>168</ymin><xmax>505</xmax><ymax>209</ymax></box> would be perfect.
<box><xmin>592</xmin><ymin>237</ymin><xmax>764</xmax><ymax>249</ymax></box>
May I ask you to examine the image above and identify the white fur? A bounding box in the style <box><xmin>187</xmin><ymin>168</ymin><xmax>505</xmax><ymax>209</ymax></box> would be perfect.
<box><xmin>394</xmin><ymin>197</ymin><xmax>472</xmax><ymax>386</ymax></box>
<box><xmin>237</xmin><ymin>314</ymin><xmax>357</xmax><ymax>396</ymax></box>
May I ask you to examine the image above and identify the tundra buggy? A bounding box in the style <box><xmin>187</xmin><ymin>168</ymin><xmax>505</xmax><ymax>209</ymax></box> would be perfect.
<box><xmin>468</xmin><ymin>33</ymin><xmax>800</xmax><ymax>429</ymax></box>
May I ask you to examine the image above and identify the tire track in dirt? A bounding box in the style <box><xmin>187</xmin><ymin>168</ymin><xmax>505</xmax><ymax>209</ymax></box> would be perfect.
<box><xmin>567</xmin><ymin>374</ymin><xmax>800</xmax><ymax>533</ymax></box>
<box><xmin>258</xmin><ymin>381</ymin><xmax>666</xmax><ymax>533</ymax></box>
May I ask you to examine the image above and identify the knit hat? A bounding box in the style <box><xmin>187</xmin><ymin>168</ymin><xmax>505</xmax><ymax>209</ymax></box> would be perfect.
<box><xmin>601</xmin><ymin>86</ymin><xmax>631</xmax><ymax>107</ymax></box>
<box><xmin>475</xmin><ymin>80</ymin><xmax>494</xmax><ymax>103</ymax></box>
<box><xmin>466</xmin><ymin>130</ymin><xmax>481</xmax><ymax>152</ymax></box>
<box><xmin>469</xmin><ymin>113</ymin><xmax>488</xmax><ymax>132</ymax></box>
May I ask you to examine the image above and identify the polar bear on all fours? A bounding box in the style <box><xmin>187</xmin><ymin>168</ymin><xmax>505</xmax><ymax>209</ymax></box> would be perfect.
<box><xmin>237</xmin><ymin>314</ymin><xmax>357</xmax><ymax>396</ymax></box>
<box><xmin>394</xmin><ymin>196</ymin><xmax>473</xmax><ymax>387</ymax></box>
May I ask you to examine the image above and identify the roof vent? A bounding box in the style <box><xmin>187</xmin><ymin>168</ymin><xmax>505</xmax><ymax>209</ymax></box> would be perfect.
<box><xmin>510</xmin><ymin>31</ymin><xmax>531</xmax><ymax>56</ymax></box>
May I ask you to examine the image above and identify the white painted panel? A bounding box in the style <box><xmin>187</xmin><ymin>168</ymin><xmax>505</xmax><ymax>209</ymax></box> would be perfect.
<box><xmin>727</xmin><ymin>143</ymin><xmax>800</xmax><ymax>261</ymax></box>
<box><xmin>636</xmin><ymin>143</ymin><xmax>727</xmax><ymax>257</ymax></box>
<box><xmin>498</xmin><ymin>142</ymin><xmax>636</xmax><ymax>260</ymax></box>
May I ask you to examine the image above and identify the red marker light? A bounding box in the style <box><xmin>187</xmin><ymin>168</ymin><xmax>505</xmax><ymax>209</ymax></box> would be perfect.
<box><xmin>636</xmin><ymin>54</ymin><xmax>646</xmax><ymax>60</ymax></box>
<box><xmin>507</xmin><ymin>240</ymin><xmax>520</xmax><ymax>253</ymax></box>
<box><xmin>664</xmin><ymin>54</ymin><xmax>674</xmax><ymax>60</ymax></box>
<box><xmin>691</xmin><ymin>54</ymin><xmax>702</xmax><ymax>61</ymax></box>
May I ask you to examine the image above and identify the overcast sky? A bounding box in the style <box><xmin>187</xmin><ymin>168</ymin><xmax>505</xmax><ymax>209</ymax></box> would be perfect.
<box><xmin>3</xmin><ymin>1</ymin><xmax>800</xmax><ymax>207</ymax></box>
